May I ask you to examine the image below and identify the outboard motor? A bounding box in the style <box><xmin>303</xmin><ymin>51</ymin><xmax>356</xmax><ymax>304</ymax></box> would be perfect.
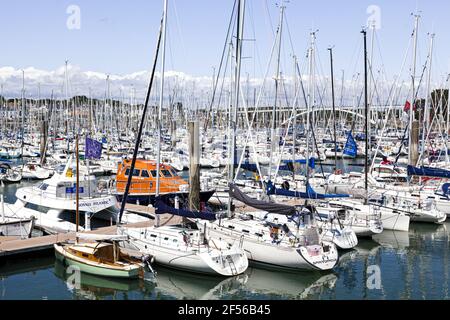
<box><xmin>141</xmin><ymin>254</ymin><xmax>157</xmax><ymax>279</ymax></box>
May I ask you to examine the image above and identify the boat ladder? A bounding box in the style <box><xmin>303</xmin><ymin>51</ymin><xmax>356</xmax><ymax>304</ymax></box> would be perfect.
<box><xmin>226</xmin><ymin>255</ymin><xmax>238</xmax><ymax>275</ymax></box>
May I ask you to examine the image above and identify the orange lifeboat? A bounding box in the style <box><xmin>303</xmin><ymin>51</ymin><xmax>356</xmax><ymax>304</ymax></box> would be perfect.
<box><xmin>114</xmin><ymin>159</ymin><xmax>215</xmax><ymax>206</ymax></box>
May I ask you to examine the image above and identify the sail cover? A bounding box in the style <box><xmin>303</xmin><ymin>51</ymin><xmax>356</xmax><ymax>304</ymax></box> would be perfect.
<box><xmin>229</xmin><ymin>183</ymin><xmax>296</xmax><ymax>215</ymax></box>
<box><xmin>266</xmin><ymin>181</ymin><xmax>350</xmax><ymax>200</ymax></box>
<box><xmin>407</xmin><ymin>165</ymin><xmax>450</xmax><ymax>179</ymax></box>
<box><xmin>155</xmin><ymin>197</ymin><xmax>218</xmax><ymax>221</ymax></box>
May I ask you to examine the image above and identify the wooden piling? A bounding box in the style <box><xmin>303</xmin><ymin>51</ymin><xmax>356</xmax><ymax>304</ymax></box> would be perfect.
<box><xmin>188</xmin><ymin>121</ymin><xmax>201</xmax><ymax>212</ymax></box>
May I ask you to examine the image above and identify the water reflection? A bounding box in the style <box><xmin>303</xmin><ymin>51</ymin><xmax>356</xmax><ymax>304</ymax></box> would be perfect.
<box><xmin>332</xmin><ymin>222</ymin><xmax>450</xmax><ymax>300</ymax></box>
<box><xmin>52</xmin><ymin>260</ymin><xmax>338</xmax><ymax>300</ymax></box>
<box><xmin>0</xmin><ymin>222</ymin><xmax>449</xmax><ymax>300</ymax></box>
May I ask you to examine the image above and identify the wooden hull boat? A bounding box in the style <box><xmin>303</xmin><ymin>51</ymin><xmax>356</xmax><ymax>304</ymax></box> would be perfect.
<box><xmin>54</xmin><ymin>238</ymin><xmax>152</xmax><ymax>279</ymax></box>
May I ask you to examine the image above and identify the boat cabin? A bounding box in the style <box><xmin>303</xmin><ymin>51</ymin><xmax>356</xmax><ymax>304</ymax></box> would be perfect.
<box><xmin>116</xmin><ymin>159</ymin><xmax>189</xmax><ymax>195</ymax></box>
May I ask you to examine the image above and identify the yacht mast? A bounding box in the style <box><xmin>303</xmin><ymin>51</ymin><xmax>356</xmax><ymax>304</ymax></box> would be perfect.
<box><xmin>328</xmin><ymin>47</ymin><xmax>338</xmax><ymax>171</ymax></box>
<box><xmin>155</xmin><ymin>0</ymin><xmax>168</xmax><ymax>228</ymax></box>
<box><xmin>117</xmin><ymin>3</ymin><xmax>165</xmax><ymax>224</ymax></box>
<box><xmin>305</xmin><ymin>31</ymin><xmax>316</xmax><ymax>186</ymax></box>
<box><xmin>227</xmin><ymin>0</ymin><xmax>245</xmax><ymax>217</ymax></box>
<box><xmin>408</xmin><ymin>14</ymin><xmax>420</xmax><ymax>166</ymax></box>
<box><xmin>269</xmin><ymin>3</ymin><xmax>285</xmax><ymax>180</ymax></box>
<box><xmin>421</xmin><ymin>33</ymin><xmax>434</xmax><ymax>164</ymax></box>
<box><xmin>362</xmin><ymin>29</ymin><xmax>369</xmax><ymax>204</ymax></box>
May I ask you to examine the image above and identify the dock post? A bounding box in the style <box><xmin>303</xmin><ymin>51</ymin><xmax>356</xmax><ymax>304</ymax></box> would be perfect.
<box><xmin>40</xmin><ymin>119</ymin><xmax>48</xmax><ymax>165</ymax></box>
<box><xmin>188</xmin><ymin>121</ymin><xmax>201</xmax><ymax>215</ymax></box>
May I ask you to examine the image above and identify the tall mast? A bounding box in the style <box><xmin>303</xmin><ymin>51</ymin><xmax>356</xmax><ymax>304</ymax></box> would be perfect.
<box><xmin>64</xmin><ymin>60</ymin><xmax>70</xmax><ymax>153</ymax></box>
<box><xmin>362</xmin><ymin>29</ymin><xmax>369</xmax><ymax>205</ymax></box>
<box><xmin>21</xmin><ymin>70</ymin><xmax>25</xmax><ymax>161</ymax></box>
<box><xmin>369</xmin><ymin>23</ymin><xmax>375</xmax><ymax>147</ymax></box>
<box><xmin>118</xmin><ymin>3</ymin><xmax>165</xmax><ymax>224</ymax></box>
<box><xmin>155</xmin><ymin>0</ymin><xmax>168</xmax><ymax>228</ymax></box>
<box><xmin>75</xmin><ymin>134</ymin><xmax>80</xmax><ymax>241</ymax></box>
<box><xmin>328</xmin><ymin>47</ymin><xmax>338</xmax><ymax>171</ymax></box>
<box><xmin>421</xmin><ymin>33</ymin><xmax>434</xmax><ymax>163</ymax></box>
<box><xmin>227</xmin><ymin>0</ymin><xmax>245</xmax><ymax>217</ymax></box>
<box><xmin>292</xmin><ymin>54</ymin><xmax>298</xmax><ymax>182</ymax></box>
<box><xmin>269</xmin><ymin>3</ymin><xmax>285</xmax><ymax>180</ymax></box>
<box><xmin>409</xmin><ymin>14</ymin><xmax>420</xmax><ymax>166</ymax></box>
<box><xmin>305</xmin><ymin>31</ymin><xmax>316</xmax><ymax>186</ymax></box>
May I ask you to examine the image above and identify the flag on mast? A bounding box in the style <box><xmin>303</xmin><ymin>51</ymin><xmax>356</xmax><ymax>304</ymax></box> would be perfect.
<box><xmin>85</xmin><ymin>137</ymin><xmax>102</xmax><ymax>159</ymax></box>
<box><xmin>343</xmin><ymin>131</ymin><xmax>358</xmax><ymax>158</ymax></box>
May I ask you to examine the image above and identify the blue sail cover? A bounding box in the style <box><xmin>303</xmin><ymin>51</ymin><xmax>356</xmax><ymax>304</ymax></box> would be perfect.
<box><xmin>407</xmin><ymin>165</ymin><xmax>450</xmax><ymax>179</ymax></box>
<box><xmin>343</xmin><ymin>131</ymin><xmax>358</xmax><ymax>158</ymax></box>
<box><xmin>239</xmin><ymin>162</ymin><xmax>291</xmax><ymax>172</ymax></box>
<box><xmin>283</xmin><ymin>158</ymin><xmax>316</xmax><ymax>169</ymax></box>
<box><xmin>155</xmin><ymin>197</ymin><xmax>218</xmax><ymax>221</ymax></box>
<box><xmin>240</xmin><ymin>162</ymin><xmax>258</xmax><ymax>172</ymax></box>
<box><xmin>266</xmin><ymin>181</ymin><xmax>349</xmax><ymax>200</ymax></box>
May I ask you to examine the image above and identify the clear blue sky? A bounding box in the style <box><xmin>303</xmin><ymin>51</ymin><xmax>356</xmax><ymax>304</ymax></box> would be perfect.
<box><xmin>1</xmin><ymin>0</ymin><xmax>449</xmax><ymax>79</ymax></box>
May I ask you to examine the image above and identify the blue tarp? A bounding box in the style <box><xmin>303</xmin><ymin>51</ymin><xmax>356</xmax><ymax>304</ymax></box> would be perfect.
<box><xmin>155</xmin><ymin>197</ymin><xmax>218</xmax><ymax>221</ymax></box>
<box><xmin>407</xmin><ymin>165</ymin><xmax>450</xmax><ymax>179</ymax></box>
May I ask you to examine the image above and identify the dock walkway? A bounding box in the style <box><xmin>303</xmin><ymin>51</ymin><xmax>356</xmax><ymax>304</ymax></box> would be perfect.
<box><xmin>0</xmin><ymin>211</ymin><xmax>182</xmax><ymax>258</ymax></box>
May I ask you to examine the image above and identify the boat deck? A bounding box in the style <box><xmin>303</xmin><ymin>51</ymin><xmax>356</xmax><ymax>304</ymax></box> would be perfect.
<box><xmin>0</xmin><ymin>211</ymin><xmax>182</xmax><ymax>258</ymax></box>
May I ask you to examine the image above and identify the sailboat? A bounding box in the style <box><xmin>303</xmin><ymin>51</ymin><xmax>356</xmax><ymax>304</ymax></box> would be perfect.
<box><xmin>54</xmin><ymin>236</ymin><xmax>151</xmax><ymax>279</ymax></box>
<box><xmin>54</xmin><ymin>136</ymin><xmax>154</xmax><ymax>280</ymax></box>
<box><xmin>117</xmin><ymin>0</ymin><xmax>248</xmax><ymax>277</ymax></box>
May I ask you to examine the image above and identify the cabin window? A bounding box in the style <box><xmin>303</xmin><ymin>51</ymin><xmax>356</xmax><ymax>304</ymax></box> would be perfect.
<box><xmin>125</xmin><ymin>168</ymin><xmax>140</xmax><ymax>177</ymax></box>
<box><xmin>227</xmin><ymin>225</ymin><xmax>235</xmax><ymax>230</ymax></box>
<box><xmin>242</xmin><ymin>229</ymin><xmax>250</xmax><ymax>234</ymax></box>
<box><xmin>150</xmin><ymin>170</ymin><xmax>158</xmax><ymax>178</ymax></box>
<box><xmin>82</xmin><ymin>253</ymin><xmax>89</xmax><ymax>258</ymax></box>
<box><xmin>141</xmin><ymin>170</ymin><xmax>150</xmax><ymax>178</ymax></box>
<box><xmin>150</xmin><ymin>234</ymin><xmax>157</xmax><ymax>238</ymax></box>
<box><xmin>164</xmin><ymin>237</ymin><xmax>169</xmax><ymax>241</ymax></box>
<box><xmin>255</xmin><ymin>232</ymin><xmax>263</xmax><ymax>237</ymax></box>
<box><xmin>161</xmin><ymin>170</ymin><xmax>172</xmax><ymax>177</ymax></box>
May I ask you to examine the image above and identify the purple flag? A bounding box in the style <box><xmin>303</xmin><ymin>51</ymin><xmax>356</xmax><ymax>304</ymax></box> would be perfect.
<box><xmin>85</xmin><ymin>137</ymin><xmax>102</xmax><ymax>159</ymax></box>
